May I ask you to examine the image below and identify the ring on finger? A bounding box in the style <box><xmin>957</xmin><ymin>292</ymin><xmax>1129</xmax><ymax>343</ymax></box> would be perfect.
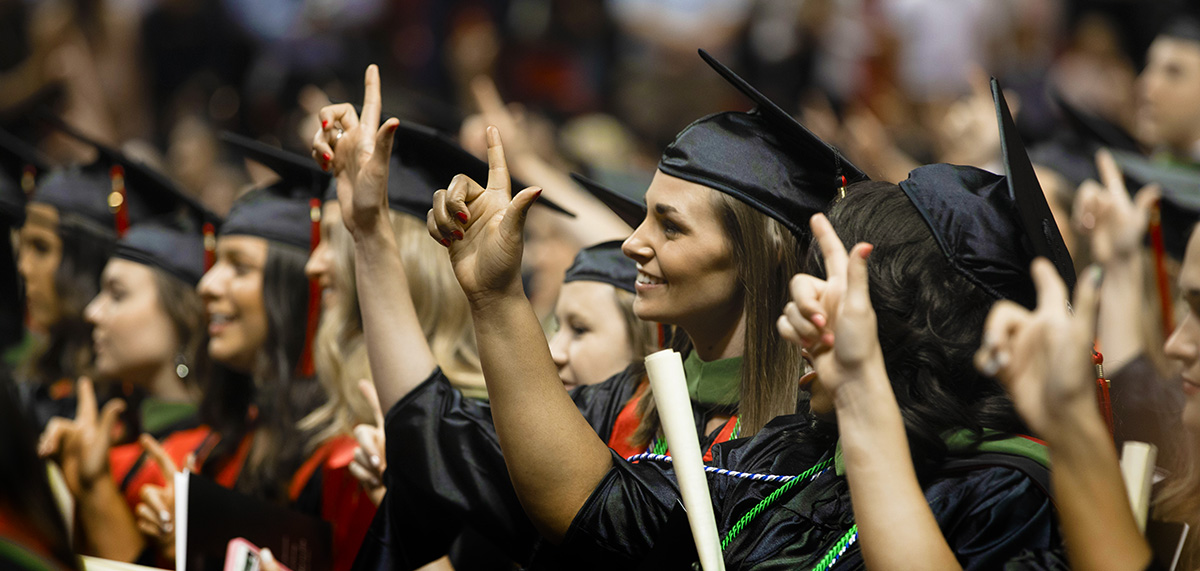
<box><xmin>335</xmin><ymin>127</ymin><xmax>345</xmax><ymax>141</ymax></box>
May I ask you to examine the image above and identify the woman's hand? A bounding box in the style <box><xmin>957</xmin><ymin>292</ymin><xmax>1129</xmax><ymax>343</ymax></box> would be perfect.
<box><xmin>37</xmin><ymin>377</ymin><xmax>125</xmax><ymax>495</ymax></box>
<box><xmin>133</xmin><ymin>434</ymin><xmax>194</xmax><ymax>561</ymax></box>
<box><xmin>777</xmin><ymin>213</ymin><xmax>885</xmax><ymax>400</ymax></box>
<box><xmin>349</xmin><ymin>380</ymin><xmax>387</xmax><ymax>506</ymax></box>
<box><xmin>1073</xmin><ymin>149</ymin><xmax>1160</xmax><ymax>265</ymax></box>
<box><xmin>975</xmin><ymin>260</ymin><xmax>1102</xmax><ymax>436</ymax></box>
<box><xmin>427</xmin><ymin>125</ymin><xmax>542</xmax><ymax>306</ymax></box>
<box><xmin>311</xmin><ymin>64</ymin><xmax>400</xmax><ymax>239</ymax></box>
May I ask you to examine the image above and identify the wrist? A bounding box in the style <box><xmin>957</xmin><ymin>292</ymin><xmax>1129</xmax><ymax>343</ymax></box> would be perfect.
<box><xmin>467</xmin><ymin>286</ymin><xmax>529</xmax><ymax>315</ymax></box>
<box><xmin>349</xmin><ymin>208</ymin><xmax>392</xmax><ymax>242</ymax></box>
<box><xmin>831</xmin><ymin>353</ymin><xmax>895</xmax><ymax>419</ymax></box>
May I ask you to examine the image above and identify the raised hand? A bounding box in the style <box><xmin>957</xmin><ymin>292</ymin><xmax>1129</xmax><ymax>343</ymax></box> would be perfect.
<box><xmin>777</xmin><ymin>214</ymin><xmax>883</xmax><ymax>399</ymax></box>
<box><xmin>37</xmin><ymin>377</ymin><xmax>125</xmax><ymax>494</ymax></box>
<box><xmin>311</xmin><ymin>64</ymin><xmax>400</xmax><ymax>238</ymax></box>
<box><xmin>427</xmin><ymin>126</ymin><xmax>542</xmax><ymax>305</ymax></box>
<box><xmin>349</xmin><ymin>380</ymin><xmax>387</xmax><ymax>506</ymax></box>
<box><xmin>1074</xmin><ymin>149</ymin><xmax>1161</xmax><ymax>265</ymax></box>
<box><xmin>975</xmin><ymin>260</ymin><xmax>1102</xmax><ymax>436</ymax></box>
<box><xmin>134</xmin><ymin>434</ymin><xmax>194</xmax><ymax>561</ymax></box>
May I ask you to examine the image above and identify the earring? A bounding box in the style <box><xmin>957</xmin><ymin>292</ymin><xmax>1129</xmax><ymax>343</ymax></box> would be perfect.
<box><xmin>175</xmin><ymin>353</ymin><xmax>190</xmax><ymax>379</ymax></box>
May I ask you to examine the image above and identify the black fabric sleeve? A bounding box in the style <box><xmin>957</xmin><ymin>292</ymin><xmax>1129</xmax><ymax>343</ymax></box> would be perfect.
<box><xmin>357</xmin><ymin>367</ymin><xmax>640</xmax><ymax>570</ymax></box>
<box><xmin>927</xmin><ymin>467</ymin><xmax>1068</xmax><ymax>570</ymax></box>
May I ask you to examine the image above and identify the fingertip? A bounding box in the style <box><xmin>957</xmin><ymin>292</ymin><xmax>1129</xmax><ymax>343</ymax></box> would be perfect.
<box><xmin>486</xmin><ymin>125</ymin><xmax>500</xmax><ymax>146</ymax></box>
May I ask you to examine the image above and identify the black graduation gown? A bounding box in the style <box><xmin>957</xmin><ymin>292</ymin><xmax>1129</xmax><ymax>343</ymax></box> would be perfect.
<box><xmin>555</xmin><ymin>413</ymin><xmax>1067</xmax><ymax>570</ymax></box>
<box><xmin>352</xmin><ymin>366</ymin><xmax>739</xmax><ymax>570</ymax></box>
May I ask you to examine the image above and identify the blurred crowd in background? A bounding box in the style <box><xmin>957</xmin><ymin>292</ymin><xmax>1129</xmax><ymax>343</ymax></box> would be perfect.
<box><xmin>1</xmin><ymin>0</ymin><xmax>1191</xmax><ymax>209</ymax></box>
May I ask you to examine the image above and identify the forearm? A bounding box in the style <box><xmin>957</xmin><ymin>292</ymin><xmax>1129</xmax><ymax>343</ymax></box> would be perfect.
<box><xmin>836</xmin><ymin>365</ymin><xmax>961</xmax><ymax>571</ymax></box>
<box><xmin>1097</xmin><ymin>254</ymin><xmax>1145</xmax><ymax>371</ymax></box>
<box><xmin>469</xmin><ymin>293</ymin><xmax>613</xmax><ymax>541</ymax></box>
<box><xmin>354</xmin><ymin>228</ymin><xmax>438</xmax><ymax>411</ymax></box>
<box><xmin>75</xmin><ymin>479</ymin><xmax>145</xmax><ymax>561</ymax></box>
<box><xmin>1046</xmin><ymin>404</ymin><xmax>1152</xmax><ymax>571</ymax></box>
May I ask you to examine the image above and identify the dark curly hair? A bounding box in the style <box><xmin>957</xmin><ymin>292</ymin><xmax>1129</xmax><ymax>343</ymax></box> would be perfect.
<box><xmin>813</xmin><ymin>180</ymin><xmax>1028</xmax><ymax>472</ymax></box>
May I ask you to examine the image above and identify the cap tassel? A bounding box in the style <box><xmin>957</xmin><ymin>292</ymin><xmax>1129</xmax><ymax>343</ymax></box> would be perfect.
<box><xmin>1093</xmin><ymin>346</ymin><xmax>1113</xmax><ymax>437</ymax></box>
<box><xmin>1148</xmin><ymin>200</ymin><xmax>1173</xmax><ymax>338</ymax></box>
<box><xmin>202</xmin><ymin>223</ymin><xmax>217</xmax><ymax>271</ymax></box>
<box><xmin>109</xmin><ymin>165</ymin><xmax>129</xmax><ymax>237</ymax></box>
<box><xmin>20</xmin><ymin>165</ymin><xmax>36</xmax><ymax>196</ymax></box>
<box><xmin>297</xmin><ymin>198</ymin><xmax>322</xmax><ymax>378</ymax></box>
<box><xmin>837</xmin><ymin>175</ymin><xmax>848</xmax><ymax>201</ymax></box>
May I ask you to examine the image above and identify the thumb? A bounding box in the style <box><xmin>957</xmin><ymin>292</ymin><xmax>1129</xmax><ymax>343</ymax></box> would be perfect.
<box><xmin>1133</xmin><ymin>184</ymin><xmax>1161</xmax><ymax>227</ymax></box>
<box><xmin>844</xmin><ymin>243</ymin><xmax>874</xmax><ymax>312</ymax></box>
<box><xmin>97</xmin><ymin>398</ymin><xmax>126</xmax><ymax>445</ymax></box>
<box><xmin>500</xmin><ymin>186</ymin><xmax>542</xmax><ymax>239</ymax></box>
<box><xmin>371</xmin><ymin>118</ymin><xmax>399</xmax><ymax>173</ymax></box>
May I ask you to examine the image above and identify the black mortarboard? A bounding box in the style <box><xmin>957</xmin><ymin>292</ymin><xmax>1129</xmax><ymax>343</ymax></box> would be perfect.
<box><xmin>1110</xmin><ymin>149</ymin><xmax>1200</xmax><ymax>260</ymax></box>
<box><xmin>114</xmin><ymin>221</ymin><xmax>212</xmax><ymax>286</ymax></box>
<box><xmin>0</xmin><ymin>129</ymin><xmax>47</xmax><ymax>227</ymax></box>
<box><xmin>1160</xmin><ymin>9</ymin><xmax>1200</xmax><ymax>44</ymax></box>
<box><xmin>651</xmin><ymin>50</ymin><xmax>868</xmax><ymax>238</ymax></box>
<box><xmin>562</xmin><ymin>240</ymin><xmax>637</xmax><ymax>293</ymax></box>
<box><xmin>898</xmin><ymin>79</ymin><xmax>1075</xmax><ymax>309</ymax></box>
<box><xmin>1029</xmin><ymin>93</ymin><xmax>1140</xmax><ymax>192</ymax></box>
<box><xmin>35</xmin><ymin>116</ymin><xmax>208</xmax><ymax>236</ymax></box>
<box><xmin>220</xmin><ymin>133</ymin><xmax>328</xmax><ymax>250</ymax></box>
<box><xmin>569</xmin><ymin>172</ymin><xmax>646</xmax><ymax>229</ymax></box>
<box><xmin>390</xmin><ymin>120</ymin><xmax>573</xmax><ymax>217</ymax></box>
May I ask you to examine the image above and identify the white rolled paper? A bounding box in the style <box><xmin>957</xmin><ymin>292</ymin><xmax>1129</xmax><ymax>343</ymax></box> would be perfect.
<box><xmin>644</xmin><ymin>349</ymin><xmax>726</xmax><ymax>571</ymax></box>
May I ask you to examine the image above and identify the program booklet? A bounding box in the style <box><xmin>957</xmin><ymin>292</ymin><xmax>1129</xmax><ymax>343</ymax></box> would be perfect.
<box><xmin>174</xmin><ymin>471</ymin><xmax>331</xmax><ymax>571</ymax></box>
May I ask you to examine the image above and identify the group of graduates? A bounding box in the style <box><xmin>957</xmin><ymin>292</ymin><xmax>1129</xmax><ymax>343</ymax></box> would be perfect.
<box><xmin>4</xmin><ymin>11</ymin><xmax>1200</xmax><ymax>571</ymax></box>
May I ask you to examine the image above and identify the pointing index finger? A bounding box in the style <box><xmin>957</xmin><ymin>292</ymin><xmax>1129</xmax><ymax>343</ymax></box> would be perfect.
<box><xmin>485</xmin><ymin>126</ymin><xmax>511</xmax><ymax>196</ymax></box>
<box><xmin>361</xmin><ymin>65</ymin><xmax>382</xmax><ymax>133</ymax></box>
<box><xmin>810</xmin><ymin>214</ymin><xmax>848</xmax><ymax>279</ymax></box>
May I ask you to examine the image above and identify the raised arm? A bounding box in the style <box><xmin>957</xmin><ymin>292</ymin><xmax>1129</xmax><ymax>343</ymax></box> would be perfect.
<box><xmin>1074</xmin><ymin>149</ymin><xmax>1160</xmax><ymax>371</ymax></box>
<box><xmin>778</xmin><ymin>214</ymin><xmax>961</xmax><ymax>570</ymax></box>
<box><xmin>977</xmin><ymin>260</ymin><xmax>1152</xmax><ymax>571</ymax></box>
<box><xmin>427</xmin><ymin>127</ymin><xmax>612</xmax><ymax>541</ymax></box>
<box><xmin>311</xmin><ymin>65</ymin><xmax>437</xmax><ymax>412</ymax></box>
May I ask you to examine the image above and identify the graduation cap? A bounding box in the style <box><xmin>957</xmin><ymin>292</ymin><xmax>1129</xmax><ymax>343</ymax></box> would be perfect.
<box><xmin>569</xmin><ymin>172</ymin><xmax>646</xmax><ymax>229</ymax></box>
<box><xmin>34</xmin><ymin>116</ymin><xmax>206</xmax><ymax>238</ymax></box>
<box><xmin>0</xmin><ymin>129</ymin><xmax>48</xmax><ymax>227</ymax></box>
<box><xmin>1109</xmin><ymin>149</ymin><xmax>1200</xmax><ymax>261</ymax></box>
<box><xmin>390</xmin><ymin>120</ymin><xmax>573</xmax><ymax>217</ymax></box>
<box><xmin>220</xmin><ymin>132</ymin><xmax>330</xmax><ymax>377</ymax></box>
<box><xmin>898</xmin><ymin>79</ymin><xmax>1075</xmax><ymax>309</ymax></box>
<box><xmin>569</xmin><ymin>50</ymin><xmax>867</xmax><ymax>239</ymax></box>
<box><xmin>1159</xmin><ymin>8</ymin><xmax>1200</xmax><ymax>44</ymax></box>
<box><xmin>563</xmin><ymin>240</ymin><xmax>637</xmax><ymax>293</ymax></box>
<box><xmin>113</xmin><ymin>219</ymin><xmax>217</xmax><ymax>287</ymax></box>
<box><xmin>220</xmin><ymin>132</ymin><xmax>329</xmax><ymax>250</ymax></box>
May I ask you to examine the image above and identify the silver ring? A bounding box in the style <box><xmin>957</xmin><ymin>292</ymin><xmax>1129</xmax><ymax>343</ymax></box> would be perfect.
<box><xmin>335</xmin><ymin>128</ymin><xmax>345</xmax><ymax>141</ymax></box>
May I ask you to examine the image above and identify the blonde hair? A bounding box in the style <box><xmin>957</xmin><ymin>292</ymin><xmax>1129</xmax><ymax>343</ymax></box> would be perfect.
<box><xmin>300</xmin><ymin>210</ymin><xmax>485</xmax><ymax>446</ymax></box>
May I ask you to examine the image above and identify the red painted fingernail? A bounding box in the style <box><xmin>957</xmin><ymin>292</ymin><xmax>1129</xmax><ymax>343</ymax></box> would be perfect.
<box><xmin>322</xmin><ymin>120</ymin><xmax>328</xmax><ymax>129</ymax></box>
<box><xmin>440</xmin><ymin>238</ymin><xmax>451</xmax><ymax>247</ymax></box>
<box><xmin>455</xmin><ymin>212</ymin><xmax>468</xmax><ymax>223</ymax></box>
<box><xmin>323</xmin><ymin>153</ymin><xmax>331</xmax><ymax>162</ymax></box>
<box><xmin>452</xmin><ymin>230</ymin><xmax>464</xmax><ymax>240</ymax></box>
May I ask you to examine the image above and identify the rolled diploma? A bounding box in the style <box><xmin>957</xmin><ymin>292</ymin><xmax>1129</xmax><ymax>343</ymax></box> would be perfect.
<box><xmin>644</xmin><ymin>349</ymin><xmax>726</xmax><ymax>571</ymax></box>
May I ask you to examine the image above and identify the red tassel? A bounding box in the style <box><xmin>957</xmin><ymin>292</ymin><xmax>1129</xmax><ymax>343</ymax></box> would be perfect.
<box><xmin>297</xmin><ymin>198</ymin><xmax>322</xmax><ymax>377</ymax></box>
<box><xmin>202</xmin><ymin>223</ymin><xmax>216</xmax><ymax>272</ymax></box>
<box><xmin>1149</xmin><ymin>200</ymin><xmax>1173</xmax><ymax>338</ymax></box>
<box><xmin>657</xmin><ymin>323</ymin><xmax>665</xmax><ymax>349</ymax></box>
<box><xmin>109</xmin><ymin>165</ymin><xmax>129</xmax><ymax>237</ymax></box>
<box><xmin>1093</xmin><ymin>347</ymin><xmax>1113</xmax><ymax>437</ymax></box>
<box><xmin>21</xmin><ymin>165</ymin><xmax>36</xmax><ymax>196</ymax></box>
